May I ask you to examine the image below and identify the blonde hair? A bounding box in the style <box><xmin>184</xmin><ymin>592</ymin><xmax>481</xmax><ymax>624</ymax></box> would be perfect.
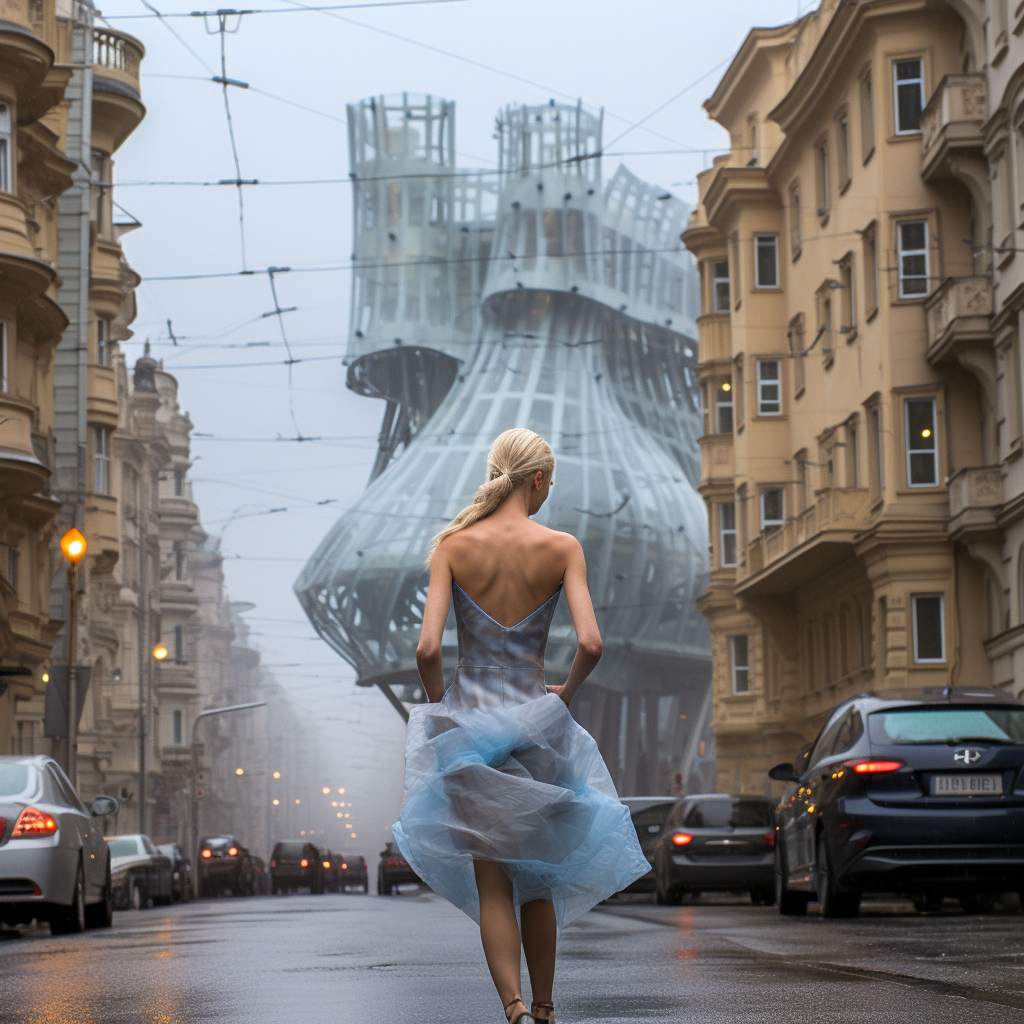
<box><xmin>427</xmin><ymin>428</ymin><xmax>554</xmax><ymax>563</ymax></box>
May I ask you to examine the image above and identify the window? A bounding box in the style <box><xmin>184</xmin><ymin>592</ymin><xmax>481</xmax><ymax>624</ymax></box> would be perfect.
<box><xmin>756</xmin><ymin>359</ymin><xmax>781</xmax><ymax>416</ymax></box>
<box><xmin>815</xmin><ymin>138</ymin><xmax>830</xmax><ymax>217</ymax></box>
<box><xmin>893</xmin><ymin>58</ymin><xmax>925</xmax><ymax>134</ymax></box>
<box><xmin>4</xmin><ymin>542</ymin><xmax>18</xmax><ymax>592</ymax></box>
<box><xmin>760</xmin><ymin>487</ymin><xmax>785</xmax><ymax>533</ymax></box>
<box><xmin>839</xmin><ymin>255</ymin><xmax>856</xmax><ymax>336</ymax></box>
<box><xmin>716</xmin><ymin>382</ymin><xmax>733</xmax><ymax>434</ymax></box>
<box><xmin>719</xmin><ymin>502</ymin><xmax>737</xmax><ymax>567</ymax></box>
<box><xmin>0</xmin><ymin>103</ymin><xmax>11</xmax><ymax>193</ymax></box>
<box><xmin>789</xmin><ymin>181</ymin><xmax>801</xmax><ymax>257</ymax></box>
<box><xmin>174</xmin><ymin>625</ymin><xmax>184</xmax><ymax>663</ymax></box>
<box><xmin>94</xmin><ymin>427</ymin><xmax>111</xmax><ymax>494</ymax></box>
<box><xmin>836</xmin><ymin>110</ymin><xmax>851</xmax><ymax>189</ymax></box>
<box><xmin>730</xmin><ymin>635</ymin><xmax>749</xmax><ymax>694</ymax></box>
<box><xmin>905</xmin><ymin>398</ymin><xmax>938</xmax><ymax>486</ymax></box>
<box><xmin>862</xmin><ymin>221</ymin><xmax>878</xmax><ymax>314</ymax></box>
<box><xmin>712</xmin><ymin>259</ymin><xmax>730</xmax><ymax>312</ymax></box>
<box><xmin>96</xmin><ymin>319</ymin><xmax>109</xmax><ymax>366</ymax></box>
<box><xmin>173</xmin><ymin>467</ymin><xmax>185</xmax><ymax>496</ymax></box>
<box><xmin>0</xmin><ymin>321</ymin><xmax>7</xmax><ymax>392</ymax></box>
<box><xmin>912</xmin><ymin>594</ymin><xmax>945</xmax><ymax>662</ymax></box>
<box><xmin>173</xmin><ymin>710</ymin><xmax>182</xmax><ymax>745</ymax></box>
<box><xmin>860</xmin><ymin>69</ymin><xmax>875</xmax><ymax>159</ymax></box>
<box><xmin>897</xmin><ymin>220</ymin><xmax>929</xmax><ymax>298</ymax></box>
<box><xmin>870</xmin><ymin>406</ymin><xmax>885</xmax><ymax>496</ymax></box>
<box><xmin>754</xmin><ymin>234</ymin><xmax>779</xmax><ymax>288</ymax></box>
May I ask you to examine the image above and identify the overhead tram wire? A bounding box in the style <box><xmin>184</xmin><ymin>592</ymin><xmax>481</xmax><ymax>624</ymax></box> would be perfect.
<box><xmin>110</xmin><ymin>0</ymin><xmax>471</xmax><ymax>17</ymax></box>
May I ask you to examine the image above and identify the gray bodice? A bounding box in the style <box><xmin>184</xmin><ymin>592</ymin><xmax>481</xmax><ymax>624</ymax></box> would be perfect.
<box><xmin>444</xmin><ymin>582</ymin><xmax>562</xmax><ymax>710</ymax></box>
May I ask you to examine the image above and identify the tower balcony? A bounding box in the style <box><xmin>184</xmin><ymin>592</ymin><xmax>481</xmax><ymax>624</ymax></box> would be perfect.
<box><xmin>699</xmin><ymin>432</ymin><xmax>734</xmax><ymax>491</ymax></box>
<box><xmin>924</xmin><ymin>275</ymin><xmax>992</xmax><ymax>365</ymax></box>
<box><xmin>948</xmin><ymin>466</ymin><xmax>1002</xmax><ymax>540</ymax></box>
<box><xmin>696</xmin><ymin>313</ymin><xmax>731</xmax><ymax>371</ymax></box>
<box><xmin>920</xmin><ymin>74</ymin><xmax>986</xmax><ymax>182</ymax></box>
<box><xmin>91</xmin><ymin>28</ymin><xmax>145</xmax><ymax>153</ymax></box>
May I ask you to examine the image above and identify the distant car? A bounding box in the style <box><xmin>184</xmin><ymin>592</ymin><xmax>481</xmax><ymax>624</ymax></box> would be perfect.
<box><xmin>378</xmin><ymin>841</ymin><xmax>420</xmax><ymax>895</ymax></box>
<box><xmin>318</xmin><ymin>847</ymin><xmax>340</xmax><ymax>892</ymax></box>
<box><xmin>653</xmin><ymin>794</ymin><xmax>776</xmax><ymax>906</ymax></box>
<box><xmin>771</xmin><ymin>688</ymin><xmax>1024</xmax><ymax>918</ymax></box>
<box><xmin>196</xmin><ymin>835</ymin><xmax>254</xmax><ymax>897</ymax></box>
<box><xmin>619</xmin><ymin>797</ymin><xmax>678</xmax><ymax>894</ymax></box>
<box><xmin>107</xmin><ymin>834</ymin><xmax>174</xmax><ymax>910</ymax></box>
<box><xmin>251</xmin><ymin>856</ymin><xmax>269</xmax><ymax>895</ymax></box>
<box><xmin>270</xmin><ymin>841</ymin><xmax>323</xmax><ymax>894</ymax></box>
<box><xmin>338</xmin><ymin>854</ymin><xmax>369</xmax><ymax>893</ymax></box>
<box><xmin>157</xmin><ymin>843</ymin><xmax>192</xmax><ymax>902</ymax></box>
<box><xmin>0</xmin><ymin>756</ymin><xmax>117</xmax><ymax>933</ymax></box>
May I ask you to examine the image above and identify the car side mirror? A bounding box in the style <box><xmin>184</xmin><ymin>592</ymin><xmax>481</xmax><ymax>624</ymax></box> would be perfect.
<box><xmin>768</xmin><ymin>763</ymin><xmax>798</xmax><ymax>783</ymax></box>
<box><xmin>90</xmin><ymin>794</ymin><xmax>119</xmax><ymax>817</ymax></box>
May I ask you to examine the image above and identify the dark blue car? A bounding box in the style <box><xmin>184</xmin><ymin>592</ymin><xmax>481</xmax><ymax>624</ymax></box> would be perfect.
<box><xmin>770</xmin><ymin>688</ymin><xmax>1024</xmax><ymax>917</ymax></box>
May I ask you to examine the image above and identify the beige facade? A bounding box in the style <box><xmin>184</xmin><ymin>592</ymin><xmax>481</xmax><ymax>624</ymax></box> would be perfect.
<box><xmin>684</xmin><ymin>0</ymin><xmax>995</xmax><ymax>794</ymax></box>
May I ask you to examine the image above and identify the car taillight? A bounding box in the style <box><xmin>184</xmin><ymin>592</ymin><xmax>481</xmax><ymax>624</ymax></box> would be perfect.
<box><xmin>844</xmin><ymin>759</ymin><xmax>905</xmax><ymax>774</ymax></box>
<box><xmin>671</xmin><ymin>833</ymin><xmax>693</xmax><ymax>846</ymax></box>
<box><xmin>270</xmin><ymin>859</ymin><xmax>276</xmax><ymax>868</ymax></box>
<box><xmin>228</xmin><ymin>847</ymin><xmax>238</xmax><ymax>857</ymax></box>
<box><xmin>341</xmin><ymin>862</ymin><xmax>347</xmax><ymax>870</ymax></box>
<box><xmin>11</xmin><ymin>807</ymin><xmax>57</xmax><ymax>838</ymax></box>
<box><xmin>0</xmin><ymin>816</ymin><xmax>6</xmax><ymax>836</ymax></box>
<box><xmin>300</xmin><ymin>859</ymin><xmax>308</xmax><ymax>868</ymax></box>
<box><xmin>322</xmin><ymin>861</ymin><xmax>330</xmax><ymax>869</ymax></box>
<box><xmin>763</xmin><ymin>833</ymin><xmax>775</xmax><ymax>847</ymax></box>
<box><xmin>201</xmin><ymin>849</ymin><xmax>212</xmax><ymax>858</ymax></box>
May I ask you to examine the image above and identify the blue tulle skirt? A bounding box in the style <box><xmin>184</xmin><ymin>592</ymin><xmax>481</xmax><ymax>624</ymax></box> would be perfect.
<box><xmin>391</xmin><ymin>693</ymin><xmax>650</xmax><ymax>934</ymax></box>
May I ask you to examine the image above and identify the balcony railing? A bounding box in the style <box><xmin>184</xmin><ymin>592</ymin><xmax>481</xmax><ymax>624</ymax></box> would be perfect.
<box><xmin>924</xmin><ymin>276</ymin><xmax>992</xmax><ymax>359</ymax></box>
<box><xmin>92</xmin><ymin>28</ymin><xmax>143</xmax><ymax>94</ymax></box>
<box><xmin>921</xmin><ymin>73</ymin><xmax>986</xmax><ymax>178</ymax></box>
<box><xmin>948</xmin><ymin>466</ymin><xmax>1002</xmax><ymax>535</ymax></box>
<box><xmin>699</xmin><ymin>432</ymin><xmax>734</xmax><ymax>487</ymax></box>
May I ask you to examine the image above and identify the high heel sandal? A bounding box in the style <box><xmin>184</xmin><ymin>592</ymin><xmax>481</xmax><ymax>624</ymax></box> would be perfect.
<box><xmin>504</xmin><ymin>996</ymin><xmax>535</xmax><ymax>1024</ymax></box>
<box><xmin>531</xmin><ymin>1001</ymin><xmax>554</xmax><ymax>1023</ymax></box>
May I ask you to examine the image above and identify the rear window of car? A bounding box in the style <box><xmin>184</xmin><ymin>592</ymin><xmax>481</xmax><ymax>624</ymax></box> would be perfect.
<box><xmin>204</xmin><ymin>837</ymin><xmax>234</xmax><ymax>849</ymax></box>
<box><xmin>108</xmin><ymin>838</ymin><xmax>142</xmax><ymax>857</ymax></box>
<box><xmin>869</xmin><ymin>707</ymin><xmax>1024</xmax><ymax>746</ymax></box>
<box><xmin>683</xmin><ymin>798</ymin><xmax>773</xmax><ymax>829</ymax></box>
<box><xmin>0</xmin><ymin>765</ymin><xmax>31</xmax><ymax>798</ymax></box>
<box><xmin>274</xmin><ymin>843</ymin><xmax>305</xmax><ymax>860</ymax></box>
<box><xmin>630</xmin><ymin>803</ymin><xmax>676</xmax><ymax>833</ymax></box>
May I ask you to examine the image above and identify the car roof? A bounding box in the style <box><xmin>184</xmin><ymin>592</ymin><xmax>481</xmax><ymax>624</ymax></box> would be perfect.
<box><xmin>0</xmin><ymin>755</ymin><xmax>54</xmax><ymax>767</ymax></box>
<box><xmin>844</xmin><ymin>687</ymin><xmax>1024</xmax><ymax>712</ymax></box>
<box><xmin>621</xmin><ymin>796</ymin><xmax>678</xmax><ymax>810</ymax></box>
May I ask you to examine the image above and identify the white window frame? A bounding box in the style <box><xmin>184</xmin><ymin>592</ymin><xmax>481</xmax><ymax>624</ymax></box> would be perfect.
<box><xmin>94</xmin><ymin>426</ymin><xmax>110</xmax><ymax>494</ymax></box>
<box><xmin>911</xmin><ymin>593</ymin><xmax>945</xmax><ymax>663</ymax></box>
<box><xmin>716</xmin><ymin>382</ymin><xmax>733</xmax><ymax>434</ymax></box>
<box><xmin>760</xmin><ymin>487</ymin><xmax>785</xmax><ymax>533</ymax></box>
<box><xmin>756</xmin><ymin>359</ymin><xmax>781</xmax><ymax>416</ymax></box>
<box><xmin>754</xmin><ymin>234</ymin><xmax>779</xmax><ymax>289</ymax></box>
<box><xmin>0</xmin><ymin>103</ymin><xmax>11</xmax><ymax>194</ymax></box>
<box><xmin>905</xmin><ymin>397</ymin><xmax>938</xmax><ymax>487</ymax></box>
<box><xmin>712</xmin><ymin>259</ymin><xmax>730</xmax><ymax>312</ymax></box>
<box><xmin>719</xmin><ymin>502</ymin><xmax>737</xmax><ymax>567</ymax></box>
<box><xmin>897</xmin><ymin>219</ymin><xmax>929</xmax><ymax>298</ymax></box>
<box><xmin>730</xmin><ymin>635</ymin><xmax>749</xmax><ymax>694</ymax></box>
<box><xmin>893</xmin><ymin>57</ymin><xmax>925</xmax><ymax>135</ymax></box>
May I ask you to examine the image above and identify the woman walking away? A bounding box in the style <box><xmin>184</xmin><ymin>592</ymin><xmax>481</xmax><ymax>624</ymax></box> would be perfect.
<box><xmin>392</xmin><ymin>428</ymin><xmax>649</xmax><ymax>1024</ymax></box>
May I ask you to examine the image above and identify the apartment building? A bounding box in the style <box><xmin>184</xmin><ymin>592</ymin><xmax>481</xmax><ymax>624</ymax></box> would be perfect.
<box><xmin>684</xmin><ymin>0</ymin><xmax>991</xmax><ymax>792</ymax></box>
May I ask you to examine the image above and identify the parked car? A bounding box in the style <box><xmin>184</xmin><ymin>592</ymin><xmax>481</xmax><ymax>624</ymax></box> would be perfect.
<box><xmin>318</xmin><ymin>847</ymin><xmax>340</xmax><ymax>892</ymax></box>
<box><xmin>107</xmin><ymin>834</ymin><xmax>174</xmax><ymax>910</ymax></box>
<box><xmin>269</xmin><ymin>841</ymin><xmax>324</xmax><ymax>894</ymax></box>
<box><xmin>338</xmin><ymin>854</ymin><xmax>369</xmax><ymax>893</ymax></box>
<box><xmin>771</xmin><ymin>688</ymin><xmax>1024</xmax><ymax>918</ymax></box>
<box><xmin>157</xmin><ymin>843</ymin><xmax>192</xmax><ymax>902</ymax></box>
<box><xmin>653</xmin><ymin>793</ymin><xmax>776</xmax><ymax>906</ymax></box>
<box><xmin>0</xmin><ymin>756</ymin><xmax>117</xmax><ymax>933</ymax></box>
<box><xmin>251</xmin><ymin>856</ymin><xmax>269</xmax><ymax>895</ymax></box>
<box><xmin>378</xmin><ymin>841</ymin><xmax>420</xmax><ymax>895</ymax></box>
<box><xmin>196</xmin><ymin>835</ymin><xmax>254</xmax><ymax>897</ymax></box>
<box><xmin>619</xmin><ymin>797</ymin><xmax>678</xmax><ymax>893</ymax></box>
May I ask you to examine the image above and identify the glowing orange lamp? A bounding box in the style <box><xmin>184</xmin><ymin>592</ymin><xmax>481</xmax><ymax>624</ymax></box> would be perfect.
<box><xmin>60</xmin><ymin>528</ymin><xmax>87</xmax><ymax>564</ymax></box>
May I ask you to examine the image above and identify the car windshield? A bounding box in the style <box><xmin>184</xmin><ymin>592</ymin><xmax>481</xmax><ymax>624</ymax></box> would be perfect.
<box><xmin>274</xmin><ymin>844</ymin><xmax>305</xmax><ymax>859</ymax></box>
<box><xmin>0</xmin><ymin>765</ymin><xmax>31</xmax><ymax>797</ymax></box>
<box><xmin>108</xmin><ymin>838</ymin><xmax>142</xmax><ymax>858</ymax></box>
<box><xmin>630</xmin><ymin>803</ymin><xmax>676</xmax><ymax>829</ymax></box>
<box><xmin>869</xmin><ymin>707</ymin><xmax>1024</xmax><ymax>745</ymax></box>
<box><xmin>683</xmin><ymin>798</ymin><xmax>773</xmax><ymax>829</ymax></box>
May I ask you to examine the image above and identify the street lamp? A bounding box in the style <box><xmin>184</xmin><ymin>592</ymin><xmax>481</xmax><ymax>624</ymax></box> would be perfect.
<box><xmin>152</xmin><ymin>643</ymin><xmax>168</xmax><ymax>662</ymax></box>
<box><xmin>59</xmin><ymin>528</ymin><xmax>86</xmax><ymax>789</ymax></box>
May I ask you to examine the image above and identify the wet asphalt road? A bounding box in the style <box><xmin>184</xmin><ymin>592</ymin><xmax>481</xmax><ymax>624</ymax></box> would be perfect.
<box><xmin>1</xmin><ymin>890</ymin><xmax>1024</xmax><ymax>1023</ymax></box>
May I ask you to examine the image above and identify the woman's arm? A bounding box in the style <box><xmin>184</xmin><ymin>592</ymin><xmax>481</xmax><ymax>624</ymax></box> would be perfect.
<box><xmin>547</xmin><ymin>537</ymin><xmax>602</xmax><ymax>706</ymax></box>
<box><xmin>416</xmin><ymin>546</ymin><xmax>453</xmax><ymax>702</ymax></box>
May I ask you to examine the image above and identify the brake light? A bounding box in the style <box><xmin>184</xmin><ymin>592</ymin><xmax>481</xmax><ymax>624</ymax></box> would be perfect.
<box><xmin>763</xmin><ymin>833</ymin><xmax>775</xmax><ymax>847</ymax></box>
<box><xmin>671</xmin><ymin>833</ymin><xmax>693</xmax><ymax>846</ymax></box>
<box><xmin>322</xmin><ymin>861</ymin><xmax>330</xmax><ymax>869</ymax></box>
<box><xmin>300</xmin><ymin>859</ymin><xmax>308</xmax><ymax>867</ymax></box>
<box><xmin>341</xmin><ymin>862</ymin><xmax>347</xmax><ymax>870</ymax></box>
<box><xmin>845</xmin><ymin>759</ymin><xmax>904</xmax><ymax>774</ymax></box>
<box><xmin>201</xmin><ymin>849</ymin><xmax>212</xmax><ymax>858</ymax></box>
<box><xmin>0</xmin><ymin>817</ymin><xmax>6</xmax><ymax>836</ymax></box>
<box><xmin>228</xmin><ymin>847</ymin><xmax>238</xmax><ymax>857</ymax></box>
<box><xmin>11</xmin><ymin>808</ymin><xmax>57</xmax><ymax>838</ymax></box>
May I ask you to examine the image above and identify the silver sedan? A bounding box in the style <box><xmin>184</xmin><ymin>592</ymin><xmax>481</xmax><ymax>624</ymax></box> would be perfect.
<box><xmin>0</xmin><ymin>755</ymin><xmax>118</xmax><ymax>933</ymax></box>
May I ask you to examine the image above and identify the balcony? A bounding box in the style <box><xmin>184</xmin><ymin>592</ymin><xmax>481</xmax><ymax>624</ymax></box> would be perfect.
<box><xmin>925</xmin><ymin>276</ymin><xmax>992</xmax><ymax>364</ymax></box>
<box><xmin>921</xmin><ymin>73</ymin><xmax>986</xmax><ymax>181</ymax></box>
<box><xmin>697</xmin><ymin>314</ymin><xmax>731</xmax><ymax>367</ymax></box>
<box><xmin>699</xmin><ymin>432</ymin><xmax>734</xmax><ymax>491</ymax></box>
<box><xmin>91</xmin><ymin>28</ymin><xmax>145</xmax><ymax>152</ymax></box>
<box><xmin>160</xmin><ymin>495</ymin><xmax>199</xmax><ymax>533</ymax></box>
<box><xmin>948</xmin><ymin>466</ymin><xmax>1002</xmax><ymax>539</ymax></box>
<box><xmin>737</xmin><ymin>487</ymin><xmax>871</xmax><ymax>596</ymax></box>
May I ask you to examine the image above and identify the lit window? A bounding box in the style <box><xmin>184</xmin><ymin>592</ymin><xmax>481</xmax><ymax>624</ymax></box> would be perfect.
<box><xmin>760</xmin><ymin>487</ymin><xmax>785</xmax><ymax>534</ymax></box>
<box><xmin>712</xmin><ymin>259</ymin><xmax>730</xmax><ymax>312</ymax></box>
<box><xmin>893</xmin><ymin>58</ymin><xmax>925</xmax><ymax>134</ymax></box>
<box><xmin>912</xmin><ymin>594</ymin><xmax>944</xmax><ymax>662</ymax></box>
<box><xmin>719</xmin><ymin>502</ymin><xmax>737</xmax><ymax>567</ymax></box>
<box><xmin>754</xmin><ymin>234</ymin><xmax>779</xmax><ymax>288</ymax></box>
<box><xmin>716</xmin><ymin>382</ymin><xmax>733</xmax><ymax>434</ymax></box>
<box><xmin>94</xmin><ymin>427</ymin><xmax>111</xmax><ymax>494</ymax></box>
<box><xmin>0</xmin><ymin>103</ymin><xmax>11</xmax><ymax>193</ymax></box>
<box><xmin>756</xmin><ymin>359</ymin><xmax>781</xmax><ymax>416</ymax></box>
<box><xmin>905</xmin><ymin>398</ymin><xmax>937</xmax><ymax>486</ymax></box>
<box><xmin>897</xmin><ymin>220</ymin><xmax>929</xmax><ymax>298</ymax></box>
<box><xmin>730</xmin><ymin>635</ymin><xmax>749</xmax><ymax>694</ymax></box>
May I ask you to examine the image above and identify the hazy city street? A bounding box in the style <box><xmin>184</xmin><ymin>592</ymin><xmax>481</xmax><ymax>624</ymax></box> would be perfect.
<box><xmin>2</xmin><ymin>893</ymin><xmax>1023</xmax><ymax>1023</ymax></box>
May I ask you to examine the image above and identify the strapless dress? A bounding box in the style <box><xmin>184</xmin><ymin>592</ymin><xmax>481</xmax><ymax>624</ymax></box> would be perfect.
<box><xmin>391</xmin><ymin>582</ymin><xmax>649</xmax><ymax>934</ymax></box>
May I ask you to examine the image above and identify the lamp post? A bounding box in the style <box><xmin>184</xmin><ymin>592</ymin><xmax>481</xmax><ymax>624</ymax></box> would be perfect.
<box><xmin>59</xmin><ymin>528</ymin><xmax>87</xmax><ymax>789</ymax></box>
<box><xmin>190</xmin><ymin>702</ymin><xmax>266</xmax><ymax>861</ymax></box>
<box><xmin>143</xmin><ymin>642</ymin><xmax>169</xmax><ymax>835</ymax></box>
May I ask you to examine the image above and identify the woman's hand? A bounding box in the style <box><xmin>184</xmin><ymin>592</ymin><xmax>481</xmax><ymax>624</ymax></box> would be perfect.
<box><xmin>546</xmin><ymin>684</ymin><xmax>571</xmax><ymax>706</ymax></box>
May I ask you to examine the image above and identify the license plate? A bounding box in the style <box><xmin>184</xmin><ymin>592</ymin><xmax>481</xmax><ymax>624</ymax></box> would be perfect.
<box><xmin>931</xmin><ymin>774</ymin><xmax>1003</xmax><ymax>796</ymax></box>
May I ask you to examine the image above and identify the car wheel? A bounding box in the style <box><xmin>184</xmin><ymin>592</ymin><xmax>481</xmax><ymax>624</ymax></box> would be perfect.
<box><xmin>129</xmin><ymin>880</ymin><xmax>143</xmax><ymax>911</ymax></box>
<box><xmin>86</xmin><ymin>865</ymin><xmax>114</xmax><ymax>929</ymax></box>
<box><xmin>775</xmin><ymin>839</ymin><xmax>809</xmax><ymax>917</ymax></box>
<box><xmin>51</xmin><ymin>862</ymin><xmax>86</xmax><ymax>935</ymax></box>
<box><xmin>816</xmin><ymin>835</ymin><xmax>859</xmax><ymax>919</ymax></box>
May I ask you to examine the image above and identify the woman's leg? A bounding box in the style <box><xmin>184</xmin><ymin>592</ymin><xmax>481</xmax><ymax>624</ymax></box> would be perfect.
<box><xmin>520</xmin><ymin>899</ymin><xmax>556</xmax><ymax>1020</ymax></box>
<box><xmin>473</xmin><ymin>861</ymin><xmax>524</xmax><ymax>1017</ymax></box>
